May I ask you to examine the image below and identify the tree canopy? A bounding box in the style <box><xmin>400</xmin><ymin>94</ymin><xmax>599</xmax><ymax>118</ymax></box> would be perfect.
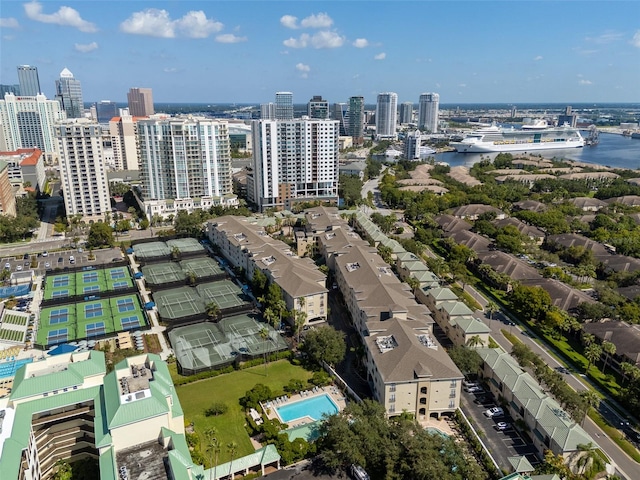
<box><xmin>87</xmin><ymin>222</ymin><xmax>114</xmax><ymax>248</ymax></box>
<box><xmin>302</xmin><ymin>325</ymin><xmax>346</xmax><ymax>367</ymax></box>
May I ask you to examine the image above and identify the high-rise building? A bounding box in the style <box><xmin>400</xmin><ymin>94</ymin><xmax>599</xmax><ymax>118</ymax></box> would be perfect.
<box><xmin>558</xmin><ymin>105</ymin><xmax>577</xmax><ymax>128</ymax></box>
<box><xmin>17</xmin><ymin>65</ymin><xmax>41</xmax><ymax>96</ymax></box>
<box><xmin>137</xmin><ymin>117</ymin><xmax>235</xmax><ymax>219</ymax></box>
<box><xmin>250</xmin><ymin>119</ymin><xmax>339</xmax><ymax>211</ymax></box>
<box><xmin>307</xmin><ymin>95</ymin><xmax>329</xmax><ymax>119</ymax></box>
<box><xmin>127</xmin><ymin>88</ymin><xmax>154</xmax><ymax>117</ymax></box>
<box><xmin>110</xmin><ymin>115</ymin><xmax>141</xmax><ymax>170</ymax></box>
<box><xmin>56</xmin><ymin>119</ymin><xmax>110</xmax><ymax>223</ymax></box>
<box><xmin>399</xmin><ymin>102</ymin><xmax>413</xmax><ymax>125</ymax></box>
<box><xmin>404</xmin><ymin>131</ymin><xmax>422</xmax><ymax>160</ymax></box>
<box><xmin>0</xmin><ymin>84</ymin><xmax>20</xmax><ymax>96</ymax></box>
<box><xmin>0</xmin><ymin>93</ymin><xmax>65</xmax><ymax>160</ymax></box>
<box><xmin>348</xmin><ymin>96</ymin><xmax>365</xmax><ymax>144</ymax></box>
<box><xmin>275</xmin><ymin>92</ymin><xmax>293</xmax><ymax>120</ymax></box>
<box><xmin>55</xmin><ymin>68</ymin><xmax>84</xmax><ymax>119</ymax></box>
<box><xmin>260</xmin><ymin>103</ymin><xmax>276</xmax><ymax>120</ymax></box>
<box><xmin>95</xmin><ymin>100</ymin><xmax>118</xmax><ymax>124</ymax></box>
<box><xmin>332</xmin><ymin>103</ymin><xmax>348</xmax><ymax>136</ymax></box>
<box><xmin>376</xmin><ymin>92</ymin><xmax>398</xmax><ymax>139</ymax></box>
<box><xmin>418</xmin><ymin>92</ymin><xmax>439</xmax><ymax>133</ymax></box>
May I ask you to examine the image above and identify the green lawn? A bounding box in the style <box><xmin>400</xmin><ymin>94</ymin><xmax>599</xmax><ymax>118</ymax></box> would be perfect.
<box><xmin>175</xmin><ymin>359</ymin><xmax>313</xmax><ymax>466</ymax></box>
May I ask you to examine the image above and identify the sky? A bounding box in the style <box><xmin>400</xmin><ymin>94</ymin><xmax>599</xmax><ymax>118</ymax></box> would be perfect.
<box><xmin>1</xmin><ymin>0</ymin><xmax>639</xmax><ymax>105</ymax></box>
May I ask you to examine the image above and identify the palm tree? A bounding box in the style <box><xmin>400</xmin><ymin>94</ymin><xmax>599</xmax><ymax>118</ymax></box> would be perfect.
<box><xmin>259</xmin><ymin>327</ymin><xmax>270</xmax><ymax>374</ymax></box>
<box><xmin>204</xmin><ymin>427</ymin><xmax>219</xmax><ymax>479</ymax></box>
<box><xmin>582</xmin><ymin>333</ymin><xmax>595</xmax><ymax>346</ymax></box>
<box><xmin>579</xmin><ymin>390</ymin><xmax>600</xmax><ymax>426</ymax></box>
<box><xmin>486</xmin><ymin>301</ymin><xmax>498</xmax><ymax>321</ymax></box>
<box><xmin>466</xmin><ymin>335</ymin><xmax>485</xmax><ymax>348</ymax></box>
<box><xmin>206</xmin><ymin>302</ymin><xmax>221</xmax><ymax>321</ymax></box>
<box><xmin>584</xmin><ymin>343</ymin><xmax>603</xmax><ymax>373</ymax></box>
<box><xmin>294</xmin><ymin>310</ymin><xmax>307</xmax><ymax>344</ymax></box>
<box><xmin>263</xmin><ymin>307</ymin><xmax>278</xmax><ymax>329</ymax></box>
<box><xmin>601</xmin><ymin>341</ymin><xmax>616</xmax><ymax>373</ymax></box>
<box><xmin>620</xmin><ymin>362</ymin><xmax>640</xmax><ymax>385</ymax></box>
<box><xmin>227</xmin><ymin>441</ymin><xmax>238</xmax><ymax>479</ymax></box>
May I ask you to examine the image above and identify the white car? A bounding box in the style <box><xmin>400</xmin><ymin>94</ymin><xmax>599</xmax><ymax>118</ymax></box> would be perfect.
<box><xmin>464</xmin><ymin>385</ymin><xmax>483</xmax><ymax>393</ymax></box>
<box><xmin>4</xmin><ymin>263</ymin><xmax>10</xmax><ymax>270</ymax></box>
<box><xmin>484</xmin><ymin>407</ymin><xmax>504</xmax><ymax>417</ymax></box>
<box><xmin>495</xmin><ymin>422</ymin><xmax>510</xmax><ymax>431</ymax></box>
<box><xmin>42</xmin><ymin>251</ymin><xmax>48</xmax><ymax>257</ymax></box>
<box><xmin>16</xmin><ymin>265</ymin><xmax>23</xmax><ymax>271</ymax></box>
<box><xmin>45</xmin><ymin>262</ymin><xmax>51</xmax><ymax>269</ymax></box>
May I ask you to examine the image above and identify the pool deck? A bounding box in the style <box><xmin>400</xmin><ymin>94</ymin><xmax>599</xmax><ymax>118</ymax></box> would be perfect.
<box><xmin>261</xmin><ymin>385</ymin><xmax>347</xmax><ymax>428</ymax></box>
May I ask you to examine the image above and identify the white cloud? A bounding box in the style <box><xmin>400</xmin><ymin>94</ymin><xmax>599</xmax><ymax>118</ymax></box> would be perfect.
<box><xmin>74</xmin><ymin>41</ymin><xmax>98</xmax><ymax>53</ymax></box>
<box><xmin>586</xmin><ymin>32</ymin><xmax>623</xmax><ymax>44</ymax></box>
<box><xmin>579</xmin><ymin>79</ymin><xmax>593</xmax><ymax>85</ymax></box>
<box><xmin>164</xmin><ymin>67</ymin><xmax>178</xmax><ymax>73</ymax></box>
<box><xmin>300</xmin><ymin>13</ymin><xmax>333</xmax><ymax>29</ymax></box>
<box><xmin>0</xmin><ymin>17</ymin><xmax>19</xmax><ymax>28</ymax></box>
<box><xmin>458</xmin><ymin>83</ymin><xmax>467</xmax><ymax>88</ymax></box>
<box><xmin>120</xmin><ymin>9</ymin><xmax>223</xmax><ymax>38</ymax></box>
<box><xmin>352</xmin><ymin>38</ymin><xmax>369</xmax><ymax>48</ymax></box>
<box><xmin>24</xmin><ymin>1</ymin><xmax>96</xmax><ymax>32</ymax></box>
<box><xmin>534</xmin><ymin>55</ymin><xmax>543</xmax><ymax>61</ymax></box>
<box><xmin>310</xmin><ymin>30</ymin><xmax>344</xmax><ymax>48</ymax></box>
<box><xmin>216</xmin><ymin>33</ymin><xmax>247</xmax><ymax>43</ymax></box>
<box><xmin>296</xmin><ymin>63</ymin><xmax>310</xmax><ymax>72</ymax></box>
<box><xmin>374</xmin><ymin>52</ymin><xmax>386</xmax><ymax>60</ymax></box>
<box><xmin>632</xmin><ymin>30</ymin><xmax>640</xmax><ymax>48</ymax></box>
<box><xmin>175</xmin><ymin>11</ymin><xmax>223</xmax><ymax>38</ymax></box>
<box><xmin>280</xmin><ymin>15</ymin><xmax>298</xmax><ymax>29</ymax></box>
<box><xmin>283</xmin><ymin>33</ymin><xmax>309</xmax><ymax>48</ymax></box>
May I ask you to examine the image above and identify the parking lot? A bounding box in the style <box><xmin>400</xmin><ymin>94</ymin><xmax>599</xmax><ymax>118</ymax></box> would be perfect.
<box><xmin>2</xmin><ymin>247</ymin><xmax>124</xmax><ymax>276</ymax></box>
<box><xmin>461</xmin><ymin>381</ymin><xmax>540</xmax><ymax>469</ymax></box>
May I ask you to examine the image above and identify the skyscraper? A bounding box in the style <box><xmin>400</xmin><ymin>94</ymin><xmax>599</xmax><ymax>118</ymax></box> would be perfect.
<box><xmin>0</xmin><ymin>84</ymin><xmax>20</xmax><ymax>97</ymax></box>
<box><xmin>17</xmin><ymin>65</ymin><xmax>41</xmax><ymax>96</ymax></box>
<box><xmin>0</xmin><ymin>93</ymin><xmax>65</xmax><ymax>159</ymax></box>
<box><xmin>418</xmin><ymin>93</ymin><xmax>439</xmax><ymax>133</ymax></box>
<box><xmin>399</xmin><ymin>102</ymin><xmax>413</xmax><ymax>125</ymax></box>
<box><xmin>95</xmin><ymin>100</ymin><xmax>118</xmax><ymax>124</ymax></box>
<box><xmin>250</xmin><ymin>119</ymin><xmax>339</xmax><ymax>211</ymax></box>
<box><xmin>348</xmin><ymin>96</ymin><xmax>365</xmax><ymax>144</ymax></box>
<box><xmin>275</xmin><ymin>92</ymin><xmax>294</xmax><ymax>120</ymax></box>
<box><xmin>332</xmin><ymin>103</ymin><xmax>348</xmax><ymax>136</ymax></box>
<box><xmin>307</xmin><ymin>95</ymin><xmax>329</xmax><ymax>119</ymax></box>
<box><xmin>375</xmin><ymin>92</ymin><xmax>398</xmax><ymax>140</ymax></box>
<box><xmin>127</xmin><ymin>88</ymin><xmax>154</xmax><ymax>117</ymax></box>
<box><xmin>55</xmin><ymin>68</ymin><xmax>84</xmax><ymax>119</ymax></box>
<box><xmin>110</xmin><ymin>115</ymin><xmax>141</xmax><ymax>170</ymax></box>
<box><xmin>56</xmin><ymin>119</ymin><xmax>110</xmax><ymax>223</ymax></box>
<box><xmin>137</xmin><ymin>118</ymin><xmax>235</xmax><ymax>218</ymax></box>
<box><xmin>260</xmin><ymin>103</ymin><xmax>276</xmax><ymax>120</ymax></box>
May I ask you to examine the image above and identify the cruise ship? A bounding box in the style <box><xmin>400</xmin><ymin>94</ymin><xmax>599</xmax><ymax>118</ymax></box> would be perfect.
<box><xmin>451</xmin><ymin>121</ymin><xmax>585</xmax><ymax>153</ymax></box>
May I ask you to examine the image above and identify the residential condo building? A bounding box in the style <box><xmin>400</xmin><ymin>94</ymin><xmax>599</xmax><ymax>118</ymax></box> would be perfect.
<box><xmin>375</xmin><ymin>92</ymin><xmax>398</xmax><ymax>140</ymax></box>
<box><xmin>95</xmin><ymin>100</ymin><xmax>119</xmax><ymax>124</ymax></box>
<box><xmin>307</xmin><ymin>95</ymin><xmax>329</xmax><ymax>119</ymax></box>
<box><xmin>418</xmin><ymin>92</ymin><xmax>439</xmax><ymax>133</ymax></box>
<box><xmin>0</xmin><ymin>147</ymin><xmax>46</xmax><ymax>192</ymax></box>
<box><xmin>55</xmin><ymin>119</ymin><xmax>111</xmax><ymax>223</ymax></box>
<box><xmin>348</xmin><ymin>96</ymin><xmax>365</xmax><ymax>144</ymax></box>
<box><xmin>137</xmin><ymin>117</ymin><xmax>236</xmax><ymax>219</ymax></box>
<box><xmin>399</xmin><ymin>102</ymin><xmax>413</xmax><ymax>125</ymax></box>
<box><xmin>127</xmin><ymin>88</ymin><xmax>154</xmax><ymax>117</ymax></box>
<box><xmin>109</xmin><ymin>115</ymin><xmax>142</xmax><ymax>171</ymax></box>
<box><xmin>249</xmin><ymin>119</ymin><xmax>339</xmax><ymax>211</ymax></box>
<box><xmin>332</xmin><ymin>103</ymin><xmax>348</xmax><ymax>136</ymax></box>
<box><xmin>0</xmin><ymin>160</ymin><xmax>16</xmax><ymax>217</ymax></box>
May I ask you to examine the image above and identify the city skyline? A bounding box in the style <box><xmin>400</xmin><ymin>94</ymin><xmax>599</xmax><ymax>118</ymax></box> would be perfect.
<box><xmin>0</xmin><ymin>1</ymin><xmax>639</xmax><ymax>104</ymax></box>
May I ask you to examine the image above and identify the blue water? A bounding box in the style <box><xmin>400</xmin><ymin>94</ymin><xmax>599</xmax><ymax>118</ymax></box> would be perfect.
<box><xmin>276</xmin><ymin>394</ymin><xmax>339</xmax><ymax>422</ymax></box>
<box><xmin>437</xmin><ymin>132</ymin><xmax>640</xmax><ymax>171</ymax></box>
<box><xmin>426</xmin><ymin>427</ymin><xmax>450</xmax><ymax>438</ymax></box>
<box><xmin>0</xmin><ymin>357</ymin><xmax>33</xmax><ymax>379</ymax></box>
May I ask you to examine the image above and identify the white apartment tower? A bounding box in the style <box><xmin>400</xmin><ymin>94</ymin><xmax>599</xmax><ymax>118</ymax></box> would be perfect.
<box><xmin>137</xmin><ymin>118</ymin><xmax>235</xmax><ymax>219</ymax></box>
<box><xmin>251</xmin><ymin>119</ymin><xmax>339</xmax><ymax>211</ymax></box>
<box><xmin>375</xmin><ymin>92</ymin><xmax>398</xmax><ymax>140</ymax></box>
<box><xmin>56</xmin><ymin>119</ymin><xmax>111</xmax><ymax>223</ymax></box>
<box><xmin>109</xmin><ymin>115</ymin><xmax>140</xmax><ymax>170</ymax></box>
<box><xmin>418</xmin><ymin>93</ymin><xmax>439</xmax><ymax>133</ymax></box>
<box><xmin>260</xmin><ymin>103</ymin><xmax>276</xmax><ymax>120</ymax></box>
<box><xmin>0</xmin><ymin>93</ymin><xmax>66</xmax><ymax>161</ymax></box>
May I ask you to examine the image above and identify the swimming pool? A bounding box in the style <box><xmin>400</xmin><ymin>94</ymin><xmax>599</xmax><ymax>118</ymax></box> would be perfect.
<box><xmin>276</xmin><ymin>394</ymin><xmax>339</xmax><ymax>423</ymax></box>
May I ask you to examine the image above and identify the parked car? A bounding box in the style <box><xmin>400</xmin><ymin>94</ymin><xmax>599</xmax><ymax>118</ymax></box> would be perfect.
<box><xmin>58</xmin><ymin>257</ymin><xmax>63</xmax><ymax>263</ymax></box>
<box><xmin>555</xmin><ymin>366</ymin><xmax>571</xmax><ymax>374</ymax></box>
<box><xmin>4</xmin><ymin>263</ymin><xmax>10</xmax><ymax>270</ymax></box>
<box><xmin>23</xmin><ymin>253</ymin><xmax>29</xmax><ymax>260</ymax></box>
<box><xmin>462</xmin><ymin>380</ymin><xmax>479</xmax><ymax>388</ymax></box>
<box><xmin>16</xmin><ymin>265</ymin><xmax>23</xmax><ymax>271</ymax></box>
<box><xmin>464</xmin><ymin>385</ymin><xmax>483</xmax><ymax>393</ymax></box>
<box><xmin>484</xmin><ymin>407</ymin><xmax>504</xmax><ymax>417</ymax></box>
<box><xmin>69</xmin><ymin>255</ymin><xmax>75</xmax><ymax>264</ymax></box>
<box><xmin>42</xmin><ymin>251</ymin><xmax>48</xmax><ymax>257</ymax></box>
<box><xmin>495</xmin><ymin>421</ymin><xmax>510</xmax><ymax>431</ymax></box>
<box><xmin>44</xmin><ymin>262</ymin><xmax>51</xmax><ymax>269</ymax></box>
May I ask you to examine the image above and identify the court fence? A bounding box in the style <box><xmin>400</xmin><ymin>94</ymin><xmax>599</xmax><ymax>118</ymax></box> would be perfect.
<box><xmin>41</xmin><ymin>285</ymin><xmax>138</xmax><ymax>308</ymax></box>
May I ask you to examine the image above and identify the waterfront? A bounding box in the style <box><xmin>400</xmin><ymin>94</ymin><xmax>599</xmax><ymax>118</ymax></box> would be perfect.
<box><xmin>437</xmin><ymin>132</ymin><xmax>640</xmax><ymax>170</ymax></box>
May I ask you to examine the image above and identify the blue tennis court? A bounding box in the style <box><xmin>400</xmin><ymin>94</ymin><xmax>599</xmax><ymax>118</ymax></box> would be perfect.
<box><xmin>120</xmin><ymin>316</ymin><xmax>141</xmax><ymax>330</ymax></box>
<box><xmin>110</xmin><ymin>269</ymin><xmax>126</xmax><ymax>280</ymax></box>
<box><xmin>48</xmin><ymin>328</ymin><xmax>68</xmax><ymax>345</ymax></box>
<box><xmin>83</xmin><ymin>272</ymin><xmax>99</xmax><ymax>283</ymax></box>
<box><xmin>84</xmin><ymin>303</ymin><xmax>103</xmax><ymax>318</ymax></box>
<box><xmin>50</xmin><ymin>308</ymin><xmax>69</xmax><ymax>324</ymax></box>
<box><xmin>53</xmin><ymin>277</ymin><xmax>70</xmax><ymax>288</ymax></box>
<box><xmin>83</xmin><ymin>285</ymin><xmax>100</xmax><ymax>294</ymax></box>
<box><xmin>116</xmin><ymin>298</ymin><xmax>135</xmax><ymax>313</ymax></box>
<box><xmin>52</xmin><ymin>290</ymin><xmax>69</xmax><ymax>298</ymax></box>
<box><xmin>85</xmin><ymin>322</ymin><xmax>106</xmax><ymax>337</ymax></box>
<box><xmin>113</xmin><ymin>281</ymin><xmax>128</xmax><ymax>289</ymax></box>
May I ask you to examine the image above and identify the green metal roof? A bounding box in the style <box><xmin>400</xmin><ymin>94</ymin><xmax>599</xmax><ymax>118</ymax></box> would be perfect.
<box><xmin>204</xmin><ymin>445</ymin><xmax>280</xmax><ymax>480</ymax></box>
<box><xmin>508</xmin><ymin>455</ymin><xmax>534</xmax><ymax>473</ymax></box>
<box><xmin>453</xmin><ymin>316</ymin><xmax>491</xmax><ymax>334</ymax></box>
<box><xmin>99</xmin><ymin>446</ymin><xmax>117</xmax><ymax>480</ymax></box>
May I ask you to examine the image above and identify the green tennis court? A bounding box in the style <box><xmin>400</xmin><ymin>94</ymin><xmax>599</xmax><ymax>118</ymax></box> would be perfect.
<box><xmin>195</xmin><ymin>280</ymin><xmax>248</xmax><ymax>309</ymax></box>
<box><xmin>44</xmin><ymin>267</ymin><xmax>134</xmax><ymax>300</ymax></box>
<box><xmin>141</xmin><ymin>262</ymin><xmax>186</xmax><ymax>287</ymax></box>
<box><xmin>180</xmin><ymin>257</ymin><xmax>224</xmax><ymax>279</ymax></box>
<box><xmin>36</xmin><ymin>294</ymin><xmax>147</xmax><ymax>348</ymax></box>
<box><xmin>133</xmin><ymin>241</ymin><xmax>172</xmax><ymax>261</ymax></box>
<box><xmin>154</xmin><ymin>286</ymin><xmax>206</xmax><ymax>321</ymax></box>
<box><xmin>166</xmin><ymin>238</ymin><xmax>206</xmax><ymax>255</ymax></box>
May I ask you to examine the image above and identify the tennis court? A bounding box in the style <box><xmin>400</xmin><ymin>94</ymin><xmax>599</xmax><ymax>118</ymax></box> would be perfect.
<box><xmin>180</xmin><ymin>257</ymin><xmax>224</xmax><ymax>279</ymax></box>
<box><xmin>36</xmin><ymin>294</ymin><xmax>147</xmax><ymax>347</ymax></box>
<box><xmin>141</xmin><ymin>262</ymin><xmax>186</xmax><ymax>287</ymax></box>
<box><xmin>133</xmin><ymin>242</ymin><xmax>172</xmax><ymax>261</ymax></box>
<box><xmin>105</xmin><ymin>267</ymin><xmax>134</xmax><ymax>290</ymax></box>
<box><xmin>154</xmin><ymin>287</ymin><xmax>206</xmax><ymax>321</ymax></box>
<box><xmin>196</xmin><ymin>280</ymin><xmax>249</xmax><ymax>310</ymax></box>
<box><xmin>44</xmin><ymin>273</ymin><xmax>76</xmax><ymax>300</ymax></box>
<box><xmin>168</xmin><ymin>314</ymin><xmax>288</xmax><ymax>374</ymax></box>
<box><xmin>166</xmin><ymin>238</ymin><xmax>206</xmax><ymax>255</ymax></box>
<box><xmin>44</xmin><ymin>267</ymin><xmax>134</xmax><ymax>299</ymax></box>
